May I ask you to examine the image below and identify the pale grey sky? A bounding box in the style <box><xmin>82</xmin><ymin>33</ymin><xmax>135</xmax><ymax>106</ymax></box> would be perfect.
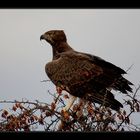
<box><xmin>0</xmin><ymin>9</ymin><xmax>140</xmax><ymax>128</ymax></box>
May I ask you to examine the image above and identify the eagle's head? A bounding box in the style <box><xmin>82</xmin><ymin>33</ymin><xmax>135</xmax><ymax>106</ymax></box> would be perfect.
<box><xmin>40</xmin><ymin>30</ymin><xmax>67</xmax><ymax>46</ymax></box>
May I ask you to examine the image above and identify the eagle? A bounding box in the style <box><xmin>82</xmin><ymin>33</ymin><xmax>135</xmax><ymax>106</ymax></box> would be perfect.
<box><xmin>40</xmin><ymin>30</ymin><xmax>133</xmax><ymax>111</ymax></box>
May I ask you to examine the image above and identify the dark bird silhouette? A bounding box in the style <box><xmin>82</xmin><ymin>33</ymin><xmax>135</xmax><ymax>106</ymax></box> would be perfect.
<box><xmin>40</xmin><ymin>30</ymin><xmax>133</xmax><ymax>111</ymax></box>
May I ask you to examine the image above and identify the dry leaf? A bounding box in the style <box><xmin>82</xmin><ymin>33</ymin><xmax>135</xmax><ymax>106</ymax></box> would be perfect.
<box><xmin>12</xmin><ymin>106</ymin><xmax>17</xmax><ymax>111</ymax></box>
<box><xmin>51</xmin><ymin>102</ymin><xmax>56</xmax><ymax>110</ymax></box>
<box><xmin>135</xmin><ymin>102</ymin><xmax>140</xmax><ymax>112</ymax></box>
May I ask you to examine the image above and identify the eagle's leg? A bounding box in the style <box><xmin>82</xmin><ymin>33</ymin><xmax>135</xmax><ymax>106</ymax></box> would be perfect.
<box><xmin>62</xmin><ymin>95</ymin><xmax>77</xmax><ymax>112</ymax></box>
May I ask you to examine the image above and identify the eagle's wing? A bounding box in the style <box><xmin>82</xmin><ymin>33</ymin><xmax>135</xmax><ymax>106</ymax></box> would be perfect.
<box><xmin>80</xmin><ymin>52</ymin><xmax>133</xmax><ymax>93</ymax></box>
<box><xmin>46</xmin><ymin>51</ymin><xmax>132</xmax><ymax>95</ymax></box>
<box><xmin>45</xmin><ymin>51</ymin><xmax>103</xmax><ymax>90</ymax></box>
<box><xmin>83</xmin><ymin>52</ymin><xmax>126</xmax><ymax>74</ymax></box>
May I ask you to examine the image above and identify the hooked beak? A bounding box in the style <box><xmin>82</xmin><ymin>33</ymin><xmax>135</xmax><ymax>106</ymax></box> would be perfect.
<box><xmin>40</xmin><ymin>35</ymin><xmax>44</xmax><ymax>40</ymax></box>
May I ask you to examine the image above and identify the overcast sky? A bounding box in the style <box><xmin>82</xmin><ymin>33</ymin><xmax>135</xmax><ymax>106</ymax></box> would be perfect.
<box><xmin>0</xmin><ymin>9</ymin><xmax>140</xmax><ymax>129</ymax></box>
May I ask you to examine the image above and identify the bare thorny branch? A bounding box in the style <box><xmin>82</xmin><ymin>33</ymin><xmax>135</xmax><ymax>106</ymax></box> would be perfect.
<box><xmin>0</xmin><ymin>81</ymin><xmax>140</xmax><ymax>131</ymax></box>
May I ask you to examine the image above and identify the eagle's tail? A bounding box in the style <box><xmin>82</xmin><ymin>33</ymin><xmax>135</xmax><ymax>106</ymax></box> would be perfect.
<box><xmin>112</xmin><ymin>76</ymin><xmax>133</xmax><ymax>94</ymax></box>
<box><xmin>84</xmin><ymin>89</ymin><xmax>123</xmax><ymax>111</ymax></box>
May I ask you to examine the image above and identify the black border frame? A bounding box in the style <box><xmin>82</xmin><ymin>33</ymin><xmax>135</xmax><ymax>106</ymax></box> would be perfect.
<box><xmin>0</xmin><ymin>0</ymin><xmax>140</xmax><ymax>139</ymax></box>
